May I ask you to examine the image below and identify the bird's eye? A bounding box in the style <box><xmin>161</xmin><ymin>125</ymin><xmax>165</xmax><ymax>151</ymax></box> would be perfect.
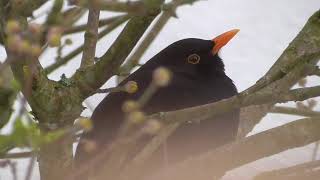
<box><xmin>187</xmin><ymin>54</ymin><xmax>200</xmax><ymax>64</ymax></box>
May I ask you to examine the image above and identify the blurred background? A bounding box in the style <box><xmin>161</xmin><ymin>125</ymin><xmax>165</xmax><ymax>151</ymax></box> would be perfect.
<box><xmin>0</xmin><ymin>0</ymin><xmax>319</xmax><ymax>179</ymax></box>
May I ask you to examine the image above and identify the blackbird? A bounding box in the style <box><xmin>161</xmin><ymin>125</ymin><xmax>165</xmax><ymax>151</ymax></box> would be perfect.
<box><xmin>75</xmin><ymin>29</ymin><xmax>240</xmax><ymax>179</ymax></box>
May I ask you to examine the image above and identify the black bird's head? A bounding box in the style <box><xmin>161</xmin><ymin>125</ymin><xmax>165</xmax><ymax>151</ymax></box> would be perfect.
<box><xmin>148</xmin><ymin>29</ymin><xmax>239</xmax><ymax>78</ymax></box>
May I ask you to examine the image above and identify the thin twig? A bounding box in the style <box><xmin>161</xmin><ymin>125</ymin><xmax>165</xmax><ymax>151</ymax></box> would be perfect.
<box><xmin>71</xmin><ymin>0</ymin><xmax>146</xmax><ymax>15</ymax></box>
<box><xmin>24</xmin><ymin>155</ymin><xmax>36</xmax><ymax>180</ymax></box>
<box><xmin>0</xmin><ymin>160</ymin><xmax>17</xmax><ymax>180</ymax></box>
<box><xmin>312</xmin><ymin>141</ymin><xmax>319</xmax><ymax>161</ymax></box>
<box><xmin>309</xmin><ymin>66</ymin><xmax>320</xmax><ymax>76</ymax></box>
<box><xmin>71</xmin><ymin>14</ymin><xmax>160</xmax><ymax>97</ymax></box>
<box><xmin>80</xmin><ymin>3</ymin><xmax>100</xmax><ymax>67</ymax></box>
<box><xmin>242</xmin><ymin>11</ymin><xmax>320</xmax><ymax>95</ymax></box>
<box><xmin>95</xmin><ymin>86</ymin><xmax>124</xmax><ymax>94</ymax></box>
<box><xmin>120</xmin><ymin>122</ymin><xmax>180</xmax><ymax>180</ymax></box>
<box><xmin>119</xmin><ymin>85</ymin><xmax>320</xmax><ymax>179</ymax></box>
<box><xmin>153</xmin><ymin>117</ymin><xmax>320</xmax><ymax>180</ymax></box>
<box><xmin>0</xmin><ymin>151</ymin><xmax>34</xmax><ymax>159</ymax></box>
<box><xmin>63</xmin><ymin>15</ymin><xmax>126</xmax><ymax>35</ymax></box>
<box><xmin>270</xmin><ymin>106</ymin><xmax>320</xmax><ymax>117</ymax></box>
<box><xmin>137</xmin><ymin>82</ymin><xmax>158</xmax><ymax>107</ymax></box>
<box><xmin>119</xmin><ymin>0</ymin><xmax>196</xmax><ymax>79</ymax></box>
<box><xmin>254</xmin><ymin>159</ymin><xmax>320</xmax><ymax>180</ymax></box>
<box><xmin>44</xmin><ymin>15</ymin><xmax>129</xmax><ymax>74</ymax></box>
<box><xmin>10</xmin><ymin>161</ymin><xmax>17</xmax><ymax>180</ymax></box>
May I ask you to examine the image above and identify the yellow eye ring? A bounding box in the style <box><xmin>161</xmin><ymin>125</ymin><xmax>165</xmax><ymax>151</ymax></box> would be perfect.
<box><xmin>187</xmin><ymin>54</ymin><xmax>201</xmax><ymax>64</ymax></box>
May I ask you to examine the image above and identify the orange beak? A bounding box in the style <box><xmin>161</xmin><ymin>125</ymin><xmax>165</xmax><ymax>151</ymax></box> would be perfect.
<box><xmin>212</xmin><ymin>29</ymin><xmax>239</xmax><ymax>55</ymax></box>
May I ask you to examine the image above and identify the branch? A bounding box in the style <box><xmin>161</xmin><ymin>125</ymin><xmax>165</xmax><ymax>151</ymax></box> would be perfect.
<box><xmin>254</xmin><ymin>159</ymin><xmax>320</xmax><ymax>180</ymax></box>
<box><xmin>119</xmin><ymin>0</ymin><xmax>200</xmax><ymax>78</ymax></box>
<box><xmin>98</xmin><ymin>1</ymin><xmax>146</xmax><ymax>15</ymax></box>
<box><xmin>153</xmin><ymin>117</ymin><xmax>320</xmax><ymax>180</ymax></box>
<box><xmin>0</xmin><ymin>64</ymin><xmax>16</xmax><ymax>129</ymax></box>
<box><xmin>0</xmin><ymin>160</ymin><xmax>17</xmax><ymax>180</ymax></box>
<box><xmin>71</xmin><ymin>0</ymin><xmax>146</xmax><ymax>15</ymax></box>
<box><xmin>312</xmin><ymin>141</ymin><xmax>319</xmax><ymax>161</ymax></box>
<box><xmin>80</xmin><ymin>4</ymin><xmax>100</xmax><ymax>67</ymax></box>
<box><xmin>237</xmin><ymin>9</ymin><xmax>320</xmax><ymax>137</ymax></box>
<box><xmin>119</xmin><ymin>77</ymin><xmax>320</xmax><ymax>179</ymax></box>
<box><xmin>0</xmin><ymin>151</ymin><xmax>33</xmax><ymax>159</ymax></box>
<box><xmin>9</xmin><ymin>0</ymin><xmax>48</xmax><ymax>17</ymax></box>
<box><xmin>237</xmin><ymin>104</ymin><xmax>271</xmax><ymax>138</ymax></box>
<box><xmin>148</xmin><ymin>86</ymin><xmax>320</xmax><ymax>128</ymax></box>
<box><xmin>44</xmin><ymin>15</ymin><xmax>129</xmax><ymax>74</ymax></box>
<box><xmin>24</xmin><ymin>155</ymin><xmax>36</xmax><ymax>180</ymax></box>
<box><xmin>71</xmin><ymin>4</ymin><xmax>163</xmax><ymax>97</ymax></box>
<box><xmin>270</xmin><ymin>106</ymin><xmax>320</xmax><ymax>117</ymax></box>
<box><xmin>309</xmin><ymin>66</ymin><xmax>320</xmax><ymax>76</ymax></box>
<box><xmin>243</xmin><ymin>10</ymin><xmax>320</xmax><ymax>95</ymax></box>
<box><xmin>63</xmin><ymin>15</ymin><xmax>126</xmax><ymax>35</ymax></box>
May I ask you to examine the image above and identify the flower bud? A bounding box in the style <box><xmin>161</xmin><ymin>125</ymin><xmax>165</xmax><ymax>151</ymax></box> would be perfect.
<box><xmin>6</xmin><ymin>35</ymin><xmax>21</xmax><ymax>51</ymax></box>
<box><xmin>143</xmin><ymin>119</ymin><xmax>162</xmax><ymax>135</ymax></box>
<box><xmin>296</xmin><ymin>102</ymin><xmax>307</xmax><ymax>110</ymax></box>
<box><xmin>298</xmin><ymin>78</ymin><xmax>307</xmax><ymax>87</ymax></box>
<box><xmin>127</xmin><ymin>111</ymin><xmax>145</xmax><ymax>124</ymax></box>
<box><xmin>122</xmin><ymin>100</ymin><xmax>140</xmax><ymax>113</ymax></box>
<box><xmin>47</xmin><ymin>27</ymin><xmax>62</xmax><ymax>47</ymax></box>
<box><xmin>124</xmin><ymin>81</ymin><xmax>138</xmax><ymax>94</ymax></box>
<box><xmin>153</xmin><ymin>67</ymin><xmax>171</xmax><ymax>87</ymax></box>
<box><xmin>19</xmin><ymin>40</ymin><xmax>32</xmax><ymax>54</ymax></box>
<box><xmin>77</xmin><ymin>117</ymin><xmax>93</xmax><ymax>132</ymax></box>
<box><xmin>28</xmin><ymin>23</ymin><xmax>43</xmax><ymax>35</ymax></box>
<box><xmin>6</xmin><ymin>20</ymin><xmax>20</xmax><ymax>34</ymax></box>
<box><xmin>308</xmin><ymin>99</ymin><xmax>317</xmax><ymax>109</ymax></box>
<box><xmin>30</xmin><ymin>44</ymin><xmax>42</xmax><ymax>57</ymax></box>
<box><xmin>82</xmin><ymin>139</ymin><xmax>97</xmax><ymax>153</ymax></box>
<box><xmin>23</xmin><ymin>65</ymin><xmax>30</xmax><ymax>76</ymax></box>
<box><xmin>65</xmin><ymin>38</ymin><xmax>73</xmax><ymax>45</ymax></box>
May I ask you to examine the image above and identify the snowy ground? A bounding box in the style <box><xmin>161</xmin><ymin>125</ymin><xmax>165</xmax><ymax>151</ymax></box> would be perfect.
<box><xmin>1</xmin><ymin>0</ymin><xmax>320</xmax><ymax>179</ymax></box>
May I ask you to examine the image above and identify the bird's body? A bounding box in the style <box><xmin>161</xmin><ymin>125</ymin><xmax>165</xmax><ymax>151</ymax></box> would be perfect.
<box><xmin>75</xmin><ymin>31</ymin><xmax>240</xmax><ymax>179</ymax></box>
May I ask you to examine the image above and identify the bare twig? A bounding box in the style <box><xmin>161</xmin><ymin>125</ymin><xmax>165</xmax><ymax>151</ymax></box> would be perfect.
<box><xmin>0</xmin><ymin>160</ymin><xmax>18</xmax><ymax>180</ymax></box>
<box><xmin>98</xmin><ymin>1</ymin><xmax>146</xmax><ymax>15</ymax></box>
<box><xmin>242</xmin><ymin>11</ymin><xmax>320</xmax><ymax>95</ymax></box>
<box><xmin>309</xmin><ymin>66</ymin><xmax>320</xmax><ymax>76</ymax></box>
<box><xmin>44</xmin><ymin>15</ymin><xmax>129</xmax><ymax>74</ymax></box>
<box><xmin>71</xmin><ymin>0</ymin><xmax>146</xmax><ymax>15</ymax></box>
<box><xmin>71</xmin><ymin>12</ymin><xmax>161</xmax><ymax>97</ymax></box>
<box><xmin>120</xmin><ymin>122</ymin><xmax>180</xmax><ymax>180</ymax></box>
<box><xmin>254</xmin><ymin>159</ymin><xmax>320</xmax><ymax>180</ymax></box>
<box><xmin>95</xmin><ymin>86</ymin><xmax>123</xmax><ymax>94</ymax></box>
<box><xmin>312</xmin><ymin>141</ymin><xmax>319</xmax><ymax>161</ymax></box>
<box><xmin>80</xmin><ymin>4</ymin><xmax>100</xmax><ymax>67</ymax></box>
<box><xmin>237</xmin><ymin>10</ymin><xmax>320</xmax><ymax>138</ymax></box>
<box><xmin>0</xmin><ymin>151</ymin><xmax>34</xmax><ymax>159</ymax></box>
<box><xmin>119</xmin><ymin>85</ymin><xmax>320</xmax><ymax>179</ymax></box>
<box><xmin>10</xmin><ymin>161</ymin><xmax>17</xmax><ymax>180</ymax></box>
<box><xmin>63</xmin><ymin>15</ymin><xmax>126</xmax><ymax>35</ymax></box>
<box><xmin>137</xmin><ymin>82</ymin><xmax>159</xmax><ymax>107</ymax></box>
<box><xmin>24</xmin><ymin>155</ymin><xmax>36</xmax><ymax>180</ymax></box>
<box><xmin>153</xmin><ymin>117</ymin><xmax>320</xmax><ymax>180</ymax></box>
<box><xmin>270</xmin><ymin>106</ymin><xmax>320</xmax><ymax>117</ymax></box>
<box><xmin>119</xmin><ymin>0</ymin><xmax>199</xmax><ymax>80</ymax></box>
<box><xmin>148</xmin><ymin>85</ymin><xmax>320</xmax><ymax>127</ymax></box>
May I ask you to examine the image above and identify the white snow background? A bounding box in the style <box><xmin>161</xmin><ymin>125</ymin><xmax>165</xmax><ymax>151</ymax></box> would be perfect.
<box><xmin>0</xmin><ymin>0</ymin><xmax>320</xmax><ymax>179</ymax></box>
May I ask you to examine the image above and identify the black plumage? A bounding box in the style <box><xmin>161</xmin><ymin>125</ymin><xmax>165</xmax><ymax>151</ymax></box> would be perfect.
<box><xmin>75</xmin><ymin>30</ymin><xmax>240</xmax><ymax>179</ymax></box>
